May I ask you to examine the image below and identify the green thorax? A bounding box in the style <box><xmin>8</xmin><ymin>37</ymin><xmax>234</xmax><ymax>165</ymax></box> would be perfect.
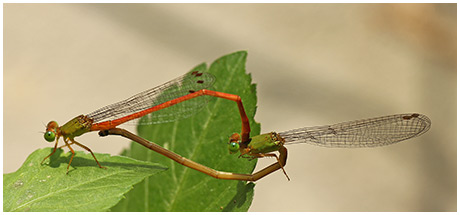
<box><xmin>60</xmin><ymin>115</ymin><xmax>93</xmax><ymax>138</ymax></box>
<box><xmin>247</xmin><ymin>132</ymin><xmax>285</xmax><ymax>154</ymax></box>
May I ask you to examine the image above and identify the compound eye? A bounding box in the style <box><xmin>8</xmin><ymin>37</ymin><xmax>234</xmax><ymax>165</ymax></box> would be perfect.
<box><xmin>228</xmin><ymin>141</ymin><xmax>240</xmax><ymax>153</ymax></box>
<box><xmin>44</xmin><ymin>131</ymin><xmax>56</xmax><ymax>142</ymax></box>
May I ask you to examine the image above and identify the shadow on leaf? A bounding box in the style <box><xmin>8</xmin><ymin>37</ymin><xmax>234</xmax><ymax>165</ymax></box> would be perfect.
<box><xmin>43</xmin><ymin>147</ymin><xmax>166</xmax><ymax>173</ymax></box>
<box><xmin>222</xmin><ymin>181</ymin><xmax>255</xmax><ymax>212</ymax></box>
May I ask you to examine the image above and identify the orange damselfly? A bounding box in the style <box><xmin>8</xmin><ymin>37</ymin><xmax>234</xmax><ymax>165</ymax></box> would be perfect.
<box><xmin>42</xmin><ymin>71</ymin><xmax>251</xmax><ymax>173</ymax></box>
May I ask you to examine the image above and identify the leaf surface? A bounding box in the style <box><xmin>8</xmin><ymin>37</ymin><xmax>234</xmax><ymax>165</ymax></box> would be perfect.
<box><xmin>4</xmin><ymin>148</ymin><xmax>166</xmax><ymax>212</ymax></box>
<box><xmin>112</xmin><ymin>51</ymin><xmax>260</xmax><ymax>212</ymax></box>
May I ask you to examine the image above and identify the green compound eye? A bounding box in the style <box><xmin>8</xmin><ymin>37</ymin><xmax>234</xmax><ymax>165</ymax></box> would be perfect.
<box><xmin>228</xmin><ymin>141</ymin><xmax>240</xmax><ymax>153</ymax></box>
<box><xmin>44</xmin><ymin>131</ymin><xmax>56</xmax><ymax>142</ymax></box>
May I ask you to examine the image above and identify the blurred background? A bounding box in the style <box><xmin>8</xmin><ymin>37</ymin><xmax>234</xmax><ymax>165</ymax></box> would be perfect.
<box><xmin>4</xmin><ymin>4</ymin><xmax>456</xmax><ymax>212</ymax></box>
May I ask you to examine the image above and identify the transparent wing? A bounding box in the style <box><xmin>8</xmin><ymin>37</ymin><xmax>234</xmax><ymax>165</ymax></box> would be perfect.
<box><xmin>87</xmin><ymin>71</ymin><xmax>215</xmax><ymax>124</ymax></box>
<box><xmin>278</xmin><ymin>113</ymin><xmax>431</xmax><ymax>148</ymax></box>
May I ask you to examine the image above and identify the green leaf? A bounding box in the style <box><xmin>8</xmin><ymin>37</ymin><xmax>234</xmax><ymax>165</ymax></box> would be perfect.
<box><xmin>3</xmin><ymin>147</ymin><xmax>166</xmax><ymax>212</ymax></box>
<box><xmin>111</xmin><ymin>51</ymin><xmax>260</xmax><ymax>212</ymax></box>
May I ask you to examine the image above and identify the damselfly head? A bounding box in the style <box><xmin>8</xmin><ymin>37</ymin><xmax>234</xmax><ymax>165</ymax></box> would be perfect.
<box><xmin>44</xmin><ymin>121</ymin><xmax>58</xmax><ymax>142</ymax></box>
<box><xmin>228</xmin><ymin>133</ymin><xmax>241</xmax><ymax>154</ymax></box>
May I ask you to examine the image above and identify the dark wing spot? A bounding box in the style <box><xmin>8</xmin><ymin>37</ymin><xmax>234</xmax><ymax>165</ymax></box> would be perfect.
<box><xmin>402</xmin><ymin>113</ymin><xmax>420</xmax><ymax>120</ymax></box>
<box><xmin>191</xmin><ymin>71</ymin><xmax>203</xmax><ymax>77</ymax></box>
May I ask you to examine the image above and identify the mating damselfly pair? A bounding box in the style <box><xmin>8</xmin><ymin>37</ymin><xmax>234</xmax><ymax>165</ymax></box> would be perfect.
<box><xmin>43</xmin><ymin>71</ymin><xmax>431</xmax><ymax>181</ymax></box>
